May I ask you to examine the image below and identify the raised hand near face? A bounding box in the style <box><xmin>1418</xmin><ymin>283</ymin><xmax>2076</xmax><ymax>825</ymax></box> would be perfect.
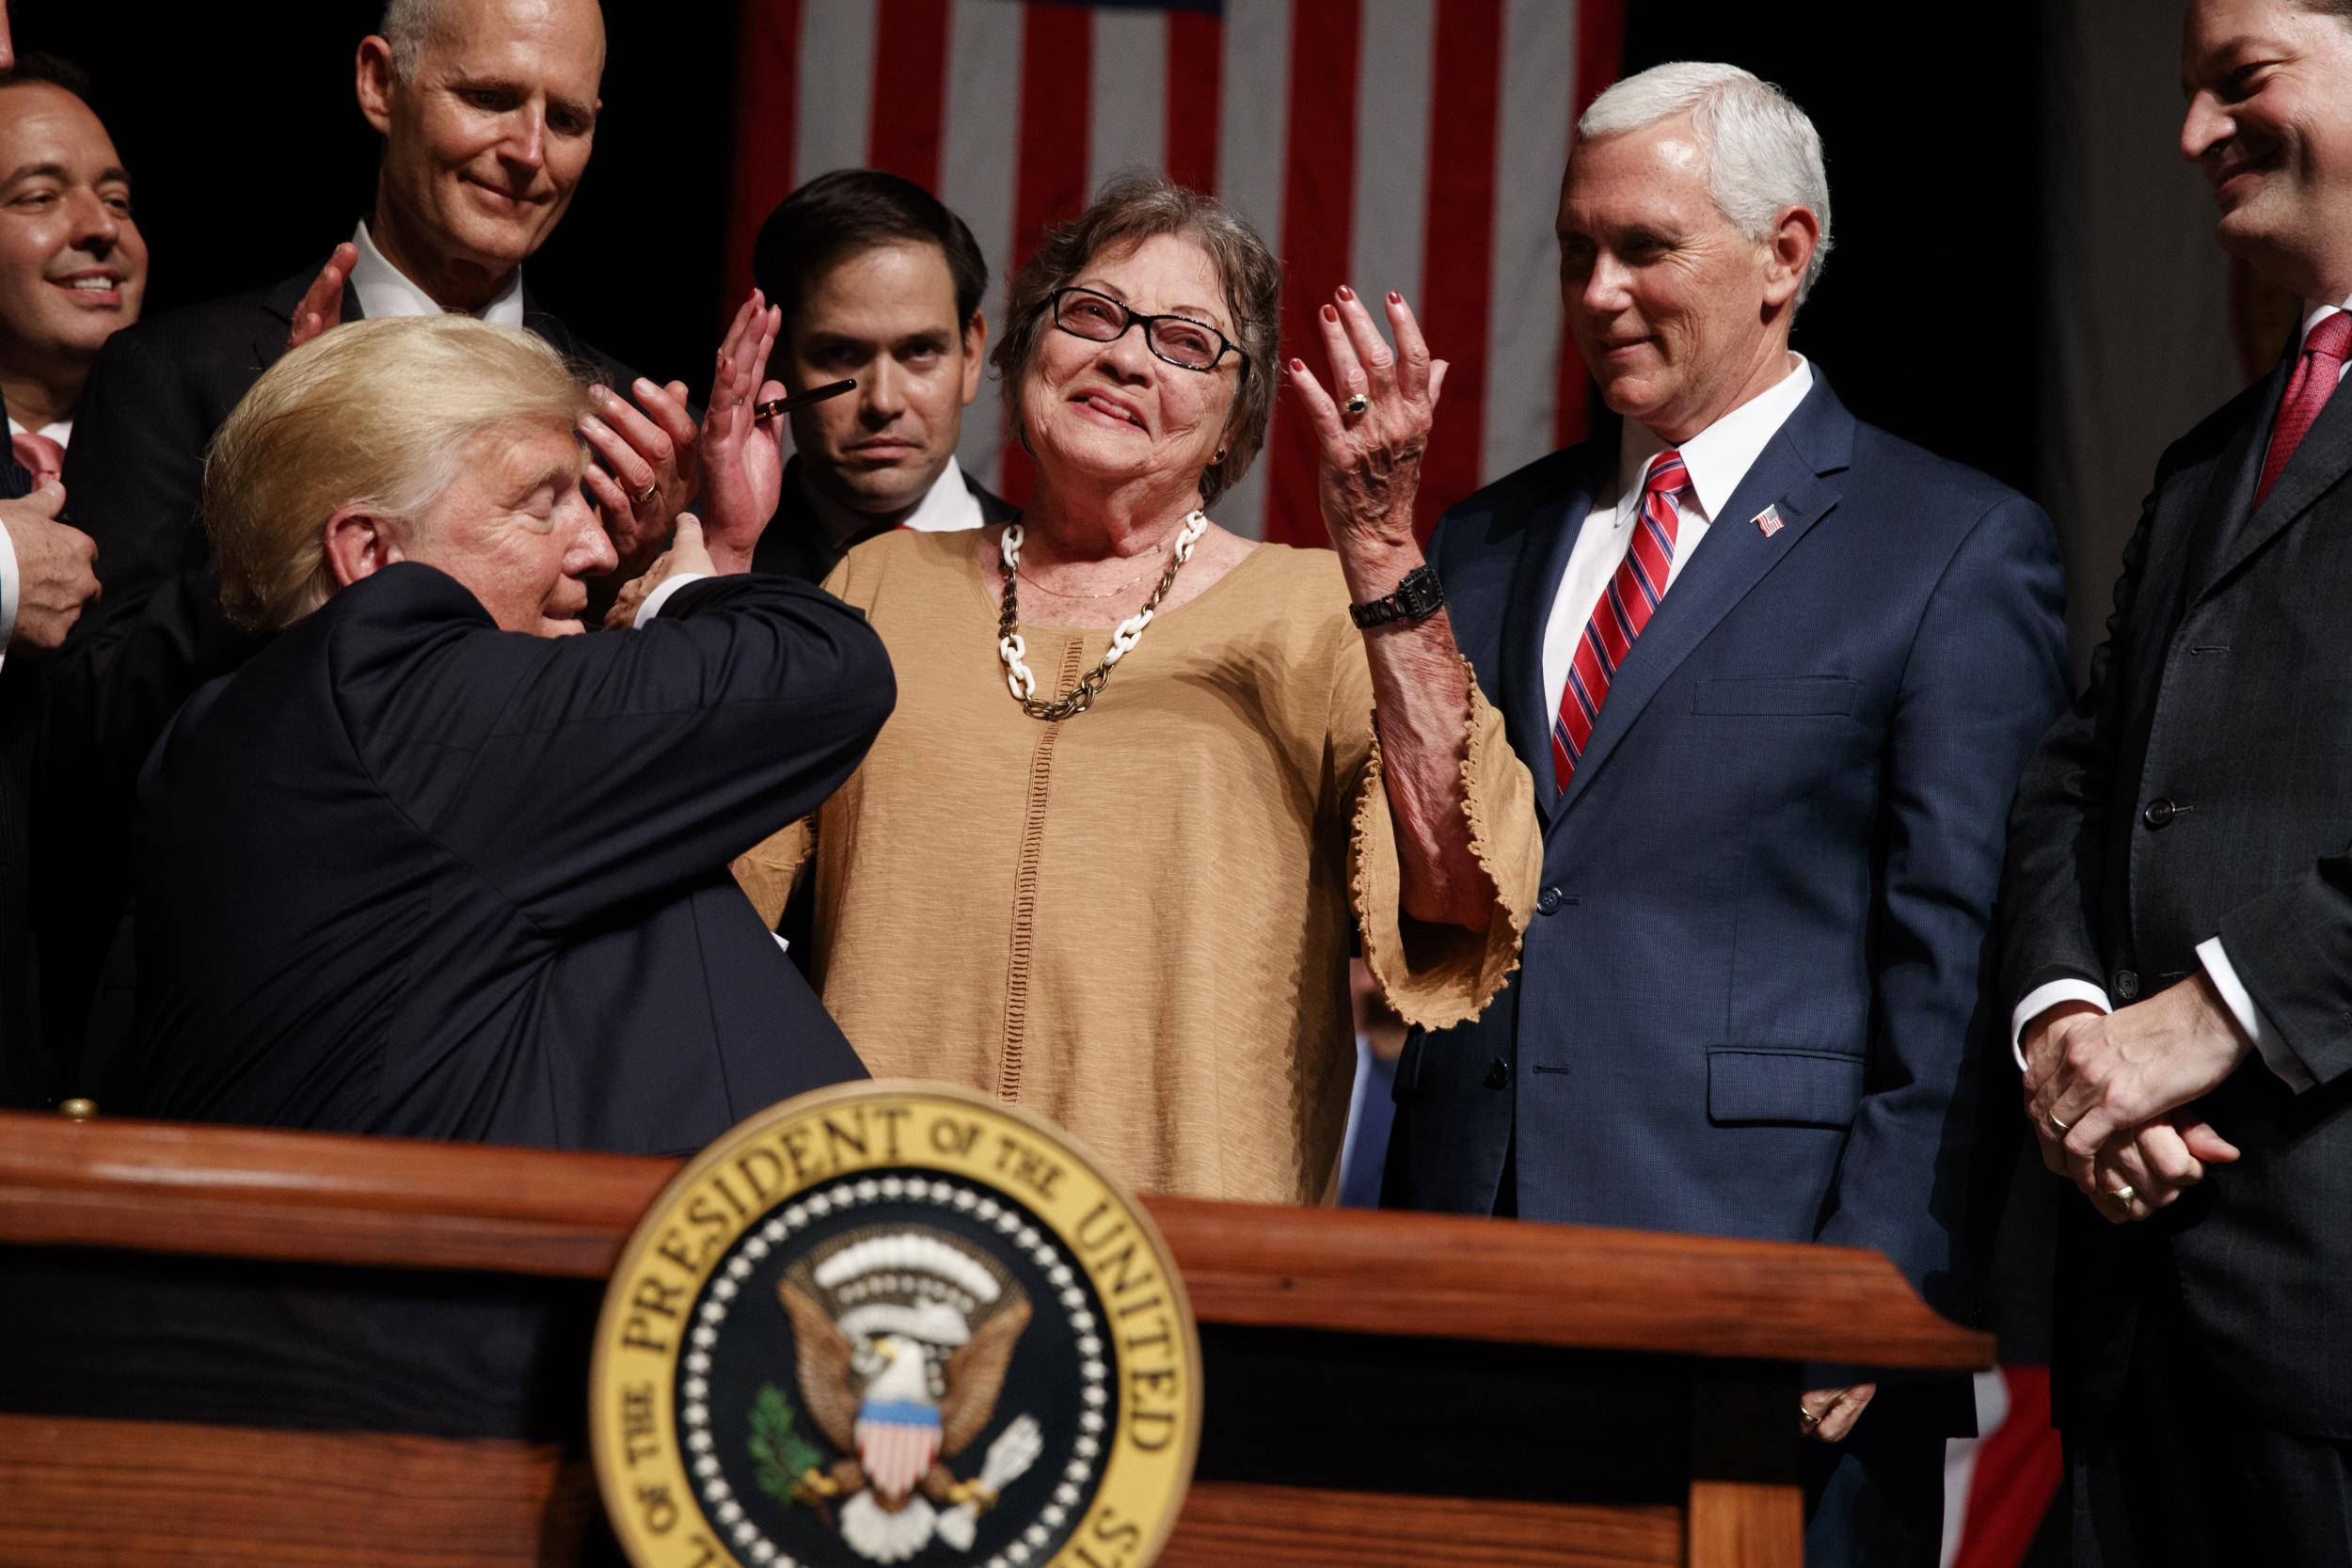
<box><xmin>1283</xmin><ymin>286</ymin><xmax>1450</xmax><ymax>552</ymax></box>
<box><xmin>580</xmin><ymin>373</ymin><xmax>704</xmax><ymax>581</ymax></box>
<box><xmin>691</xmin><ymin>290</ymin><xmax>787</xmax><ymax>575</ymax></box>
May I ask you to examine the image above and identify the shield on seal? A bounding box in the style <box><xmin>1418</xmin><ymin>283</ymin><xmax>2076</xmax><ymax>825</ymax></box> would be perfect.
<box><xmin>855</xmin><ymin>1399</ymin><xmax>943</xmax><ymax>1502</ymax></box>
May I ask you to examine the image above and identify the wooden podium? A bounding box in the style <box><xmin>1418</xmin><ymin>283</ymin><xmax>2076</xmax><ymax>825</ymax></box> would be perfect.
<box><xmin>0</xmin><ymin>1112</ymin><xmax>1988</xmax><ymax>1568</ymax></box>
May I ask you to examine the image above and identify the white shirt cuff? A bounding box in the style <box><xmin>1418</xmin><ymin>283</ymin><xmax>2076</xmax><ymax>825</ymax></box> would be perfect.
<box><xmin>0</xmin><ymin>507</ymin><xmax>21</xmax><ymax>668</ymax></box>
<box><xmin>632</xmin><ymin>571</ymin><xmax>709</xmax><ymax>628</ymax></box>
<box><xmin>2010</xmin><ymin>980</ymin><xmax>2112</xmax><ymax>1071</ymax></box>
<box><xmin>2197</xmin><ymin>936</ymin><xmax>2315</xmax><ymax>1093</ymax></box>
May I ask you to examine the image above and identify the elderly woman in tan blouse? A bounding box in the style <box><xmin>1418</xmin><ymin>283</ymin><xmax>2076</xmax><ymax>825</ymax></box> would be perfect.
<box><xmin>729</xmin><ymin>175</ymin><xmax>1539</xmax><ymax>1204</ymax></box>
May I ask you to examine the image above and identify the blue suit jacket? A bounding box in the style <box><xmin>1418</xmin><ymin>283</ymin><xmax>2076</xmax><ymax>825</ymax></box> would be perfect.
<box><xmin>1383</xmin><ymin>376</ymin><xmax>2070</xmax><ymax>1329</ymax></box>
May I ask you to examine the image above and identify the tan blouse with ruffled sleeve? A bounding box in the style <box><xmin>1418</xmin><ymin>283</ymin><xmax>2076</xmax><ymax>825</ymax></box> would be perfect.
<box><xmin>735</xmin><ymin>529</ymin><xmax>1538</xmax><ymax>1205</ymax></box>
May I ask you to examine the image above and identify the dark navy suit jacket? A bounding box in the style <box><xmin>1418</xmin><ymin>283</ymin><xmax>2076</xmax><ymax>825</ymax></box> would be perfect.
<box><xmin>1385</xmin><ymin>376</ymin><xmax>2070</xmax><ymax>1338</ymax></box>
<box><xmin>111</xmin><ymin>564</ymin><xmax>887</xmax><ymax>1155</ymax></box>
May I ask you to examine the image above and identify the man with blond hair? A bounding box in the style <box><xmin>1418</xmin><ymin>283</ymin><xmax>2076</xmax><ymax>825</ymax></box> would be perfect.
<box><xmin>1381</xmin><ymin>62</ymin><xmax>2071</xmax><ymax>1561</ymax></box>
<box><xmin>40</xmin><ymin>0</ymin><xmax>696</xmax><ymax>1090</ymax></box>
<box><xmin>106</xmin><ymin>314</ymin><xmax>889</xmax><ymax>1152</ymax></box>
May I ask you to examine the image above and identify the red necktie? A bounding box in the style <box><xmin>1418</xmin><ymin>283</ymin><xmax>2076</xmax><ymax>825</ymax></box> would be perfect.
<box><xmin>1553</xmin><ymin>451</ymin><xmax>1691</xmax><ymax>790</ymax></box>
<box><xmin>9</xmin><ymin>430</ymin><xmax>62</xmax><ymax>490</ymax></box>
<box><xmin>2253</xmin><ymin>310</ymin><xmax>2352</xmax><ymax>512</ymax></box>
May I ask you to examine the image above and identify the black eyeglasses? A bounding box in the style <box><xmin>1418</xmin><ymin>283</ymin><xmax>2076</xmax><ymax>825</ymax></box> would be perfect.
<box><xmin>1050</xmin><ymin>286</ymin><xmax>1247</xmax><ymax>376</ymax></box>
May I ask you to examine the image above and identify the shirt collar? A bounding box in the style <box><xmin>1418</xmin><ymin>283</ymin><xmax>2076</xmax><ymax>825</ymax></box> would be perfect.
<box><xmin>6</xmin><ymin>417</ymin><xmax>70</xmax><ymax>444</ymax></box>
<box><xmin>2299</xmin><ymin>291</ymin><xmax>2352</xmax><ymax>345</ymax></box>
<box><xmin>348</xmin><ymin>219</ymin><xmax>526</xmax><ymax>327</ymax></box>
<box><xmin>1616</xmin><ymin>353</ymin><xmax>1816</xmax><ymax>521</ymax></box>
<box><xmin>798</xmin><ymin>455</ymin><xmax>977</xmax><ymax>551</ymax></box>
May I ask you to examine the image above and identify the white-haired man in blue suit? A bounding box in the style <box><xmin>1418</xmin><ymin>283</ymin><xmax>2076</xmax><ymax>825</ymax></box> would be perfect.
<box><xmin>1382</xmin><ymin>61</ymin><xmax>2072</xmax><ymax>1564</ymax></box>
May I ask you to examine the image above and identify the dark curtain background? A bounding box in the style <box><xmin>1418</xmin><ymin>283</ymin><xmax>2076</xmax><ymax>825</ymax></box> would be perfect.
<box><xmin>19</xmin><ymin>0</ymin><xmax>2042</xmax><ymax>501</ymax></box>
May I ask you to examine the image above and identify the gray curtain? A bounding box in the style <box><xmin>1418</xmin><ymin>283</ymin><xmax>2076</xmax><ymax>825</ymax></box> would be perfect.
<box><xmin>2039</xmin><ymin>0</ymin><xmax>2244</xmax><ymax>678</ymax></box>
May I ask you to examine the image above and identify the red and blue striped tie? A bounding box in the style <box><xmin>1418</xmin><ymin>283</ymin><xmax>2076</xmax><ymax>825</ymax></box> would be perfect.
<box><xmin>1553</xmin><ymin>451</ymin><xmax>1690</xmax><ymax>791</ymax></box>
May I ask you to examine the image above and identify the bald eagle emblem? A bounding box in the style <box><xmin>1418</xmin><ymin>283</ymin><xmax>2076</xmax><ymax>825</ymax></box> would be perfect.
<box><xmin>771</xmin><ymin>1227</ymin><xmax>1042</xmax><ymax>1562</ymax></box>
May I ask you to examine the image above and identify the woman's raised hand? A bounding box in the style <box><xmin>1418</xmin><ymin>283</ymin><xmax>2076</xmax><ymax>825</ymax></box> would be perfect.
<box><xmin>1284</xmin><ymin>286</ymin><xmax>1449</xmax><ymax>551</ymax></box>
<box><xmin>691</xmin><ymin>290</ymin><xmax>787</xmax><ymax>574</ymax></box>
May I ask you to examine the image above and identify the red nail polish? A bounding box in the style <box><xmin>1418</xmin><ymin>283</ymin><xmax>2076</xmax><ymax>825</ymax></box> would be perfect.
<box><xmin>1337</xmin><ymin>285</ymin><xmax>1355</xmax><ymax>301</ymax></box>
<box><xmin>1290</xmin><ymin>357</ymin><xmax>1307</xmax><ymax>373</ymax></box>
<box><xmin>1321</xmin><ymin>304</ymin><xmax>1338</xmax><ymax>322</ymax></box>
<box><xmin>1388</xmin><ymin>291</ymin><xmax>1403</xmax><ymax>304</ymax></box>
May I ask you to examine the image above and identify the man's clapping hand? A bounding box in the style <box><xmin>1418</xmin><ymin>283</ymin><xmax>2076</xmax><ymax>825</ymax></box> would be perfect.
<box><xmin>3</xmin><ymin>483</ymin><xmax>99</xmax><ymax>650</ymax></box>
<box><xmin>285</xmin><ymin>243</ymin><xmax>359</xmax><ymax>354</ymax></box>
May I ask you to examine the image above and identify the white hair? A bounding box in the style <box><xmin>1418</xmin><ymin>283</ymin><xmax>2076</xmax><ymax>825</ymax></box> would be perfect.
<box><xmin>379</xmin><ymin>0</ymin><xmax>452</xmax><ymax>84</ymax></box>
<box><xmin>1579</xmin><ymin>61</ymin><xmax>1834</xmax><ymax>304</ymax></box>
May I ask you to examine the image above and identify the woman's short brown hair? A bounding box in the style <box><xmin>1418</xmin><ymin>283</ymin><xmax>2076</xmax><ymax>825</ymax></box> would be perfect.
<box><xmin>204</xmin><ymin>315</ymin><xmax>595</xmax><ymax>630</ymax></box>
<box><xmin>992</xmin><ymin>174</ymin><xmax>1280</xmax><ymax>508</ymax></box>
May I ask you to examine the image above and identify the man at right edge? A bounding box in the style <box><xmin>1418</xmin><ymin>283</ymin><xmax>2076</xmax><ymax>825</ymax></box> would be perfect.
<box><xmin>2003</xmin><ymin>2</ymin><xmax>2352</xmax><ymax>1561</ymax></box>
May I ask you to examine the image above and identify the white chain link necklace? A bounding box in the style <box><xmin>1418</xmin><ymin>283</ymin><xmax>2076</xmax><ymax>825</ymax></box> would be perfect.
<box><xmin>994</xmin><ymin>511</ymin><xmax>1210</xmax><ymax>721</ymax></box>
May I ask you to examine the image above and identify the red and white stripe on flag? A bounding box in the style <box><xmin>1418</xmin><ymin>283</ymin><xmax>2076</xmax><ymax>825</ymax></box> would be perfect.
<box><xmin>725</xmin><ymin>0</ymin><xmax>1625</xmax><ymax>545</ymax></box>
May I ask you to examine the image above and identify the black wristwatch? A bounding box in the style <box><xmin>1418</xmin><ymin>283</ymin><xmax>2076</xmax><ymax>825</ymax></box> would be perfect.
<box><xmin>1349</xmin><ymin>563</ymin><xmax>1446</xmax><ymax>628</ymax></box>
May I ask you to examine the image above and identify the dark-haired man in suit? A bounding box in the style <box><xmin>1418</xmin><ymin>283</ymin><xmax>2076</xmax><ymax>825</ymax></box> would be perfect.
<box><xmin>748</xmin><ymin>168</ymin><xmax>1015</xmax><ymax>585</ymax></box>
<box><xmin>33</xmin><ymin>0</ymin><xmax>695</xmax><ymax>1097</ymax></box>
<box><xmin>1380</xmin><ymin>61</ymin><xmax>2071</xmax><ymax>1563</ymax></box>
<box><xmin>0</xmin><ymin>44</ymin><xmax>119</xmax><ymax>1104</ymax></box>
<box><xmin>2005</xmin><ymin>2</ymin><xmax>2352</xmax><ymax>1560</ymax></box>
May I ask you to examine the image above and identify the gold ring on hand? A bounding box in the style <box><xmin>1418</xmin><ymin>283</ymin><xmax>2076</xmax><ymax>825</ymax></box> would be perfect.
<box><xmin>1799</xmin><ymin>1404</ymin><xmax>1822</xmax><ymax>1431</ymax></box>
<box><xmin>2047</xmin><ymin>1113</ymin><xmax>2073</xmax><ymax>1138</ymax></box>
<box><xmin>2105</xmin><ymin>1183</ymin><xmax>2137</xmax><ymax>1209</ymax></box>
<box><xmin>1343</xmin><ymin>392</ymin><xmax>1371</xmax><ymax>418</ymax></box>
<box><xmin>632</xmin><ymin>480</ymin><xmax>660</xmax><ymax>508</ymax></box>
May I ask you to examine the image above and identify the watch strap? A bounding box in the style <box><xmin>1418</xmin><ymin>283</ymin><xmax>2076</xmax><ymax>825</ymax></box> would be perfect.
<box><xmin>1349</xmin><ymin>563</ymin><xmax>1445</xmax><ymax>628</ymax></box>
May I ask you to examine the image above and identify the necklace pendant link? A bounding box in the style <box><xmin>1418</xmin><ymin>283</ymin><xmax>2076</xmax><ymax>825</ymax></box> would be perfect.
<box><xmin>994</xmin><ymin>509</ymin><xmax>1210</xmax><ymax>721</ymax></box>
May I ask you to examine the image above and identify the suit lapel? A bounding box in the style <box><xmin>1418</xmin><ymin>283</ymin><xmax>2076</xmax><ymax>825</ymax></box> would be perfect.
<box><xmin>1552</xmin><ymin>378</ymin><xmax>1853</xmax><ymax>823</ymax></box>
<box><xmin>1500</xmin><ymin>449</ymin><xmax>1609</xmax><ymax>817</ymax></box>
<box><xmin>2179</xmin><ymin>347</ymin><xmax>2290</xmax><ymax>605</ymax></box>
<box><xmin>2189</xmin><ymin>363</ymin><xmax>2352</xmax><ymax>605</ymax></box>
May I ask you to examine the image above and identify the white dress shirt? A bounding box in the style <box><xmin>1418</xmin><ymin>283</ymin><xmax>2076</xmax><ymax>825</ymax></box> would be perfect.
<box><xmin>1541</xmin><ymin>356</ymin><xmax>1815</xmax><ymax>725</ymax></box>
<box><xmin>2010</xmin><ymin>292</ymin><xmax>2352</xmax><ymax>1091</ymax></box>
<box><xmin>347</xmin><ymin>220</ymin><xmax>526</xmax><ymax>327</ymax></box>
<box><xmin>799</xmin><ymin>453</ymin><xmax>984</xmax><ymax>556</ymax></box>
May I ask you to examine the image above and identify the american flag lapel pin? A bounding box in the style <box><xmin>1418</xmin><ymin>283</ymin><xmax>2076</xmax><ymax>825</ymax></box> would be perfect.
<box><xmin>1753</xmin><ymin>504</ymin><xmax>1785</xmax><ymax>538</ymax></box>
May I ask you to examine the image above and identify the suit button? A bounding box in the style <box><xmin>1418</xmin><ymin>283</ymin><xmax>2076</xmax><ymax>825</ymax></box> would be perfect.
<box><xmin>2114</xmin><ymin>969</ymin><xmax>2140</xmax><ymax>1001</ymax></box>
<box><xmin>1536</xmin><ymin>886</ymin><xmax>1563</xmax><ymax>915</ymax></box>
<box><xmin>1484</xmin><ymin>1058</ymin><xmax>1510</xmax><ymax>1089</ymax></box>
<box><xmin>2142</xmin><ymin>798</ymin><xmax>2180</xmax><ymax>829</ymax></box>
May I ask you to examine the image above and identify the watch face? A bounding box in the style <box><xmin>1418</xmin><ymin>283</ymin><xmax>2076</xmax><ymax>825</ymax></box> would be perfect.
<box><xmin>1400</xmin><ymin>567</ymin><xmax>1443</xmax><ymax>618</ymax></box>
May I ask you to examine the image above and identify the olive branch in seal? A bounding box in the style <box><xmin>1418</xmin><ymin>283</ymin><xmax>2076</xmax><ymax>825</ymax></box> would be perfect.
<box><xmin>748</xmin><ymin>1382</ymin><xmax>826</xmax><ymax>1507</ymax></box>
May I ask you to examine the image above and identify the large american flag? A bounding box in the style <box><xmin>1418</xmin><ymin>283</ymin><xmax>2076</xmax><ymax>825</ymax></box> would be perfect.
<box><xmin>724</xmin><ymin>0</ymin><xmax>1625</xmax><ymax>544</ymax></box>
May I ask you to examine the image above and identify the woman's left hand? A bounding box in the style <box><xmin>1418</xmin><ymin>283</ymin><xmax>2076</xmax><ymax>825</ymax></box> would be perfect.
<box><xmin>1285</xmin><ymin>286</ymin><xmax>1449</xmax><ymax>551</ymax></box>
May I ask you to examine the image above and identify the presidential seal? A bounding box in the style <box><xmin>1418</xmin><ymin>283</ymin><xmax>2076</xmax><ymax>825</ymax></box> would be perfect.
<box><xmin>592</xmin><ymin>1082</ymin><xmax>1200</xmax><ymax>1568</ymax></box>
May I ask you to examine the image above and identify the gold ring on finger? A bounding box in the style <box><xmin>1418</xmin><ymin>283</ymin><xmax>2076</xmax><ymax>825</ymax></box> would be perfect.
<box><xmin>1798</xmin><ymin>1404</ymin><xmax>1821</xmax><ymax>1430</ymax></box>
<box><xmin>633</xmin><ymin>480</ymin><xmax>660</xmax><ymax>507</ymax></box>
<box><xmin>2047</xmin><ymin>1112</ymin><xmax>2073</xmax><ymax>1137</ymax></box>
<box><xmin>2106</xmin><ymin>1183</ymin><xmax>2137</xmax><ymax>1208</ymax></box>
<box><xmin>1343</xmin><ymin>392</ymin><xmax>1371</xmax><ymax>418</ymax></box>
